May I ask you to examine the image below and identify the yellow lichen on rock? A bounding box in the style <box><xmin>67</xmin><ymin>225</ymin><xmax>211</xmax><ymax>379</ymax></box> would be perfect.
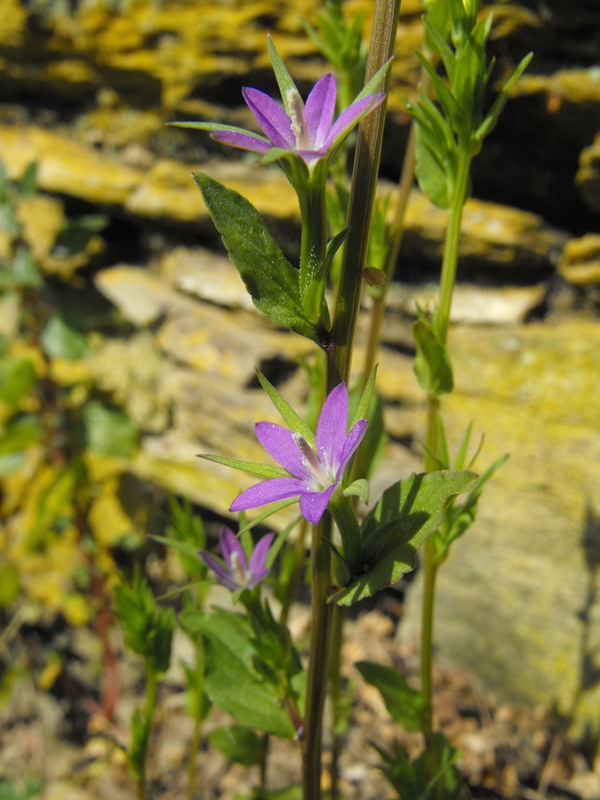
<box><xmin>559</xmin><ymin>234</ymin><xmax>600</xmax><ymax>287</ymax></box>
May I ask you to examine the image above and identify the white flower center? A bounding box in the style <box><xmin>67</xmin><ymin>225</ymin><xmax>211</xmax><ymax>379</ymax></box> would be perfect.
<box><xmin>229</xmin><ymin>551</ymin><xmax>247</xmax><ymax>585</ymax></box>
<box><xmin>286</xmin><ymin>88</ymin><xmax>309</xmax><ymax>149</ymax></box>
<box><xmin>293</xmin><ymin>433</ymin><xmax>332</xmax><ymax>488</ymax></box>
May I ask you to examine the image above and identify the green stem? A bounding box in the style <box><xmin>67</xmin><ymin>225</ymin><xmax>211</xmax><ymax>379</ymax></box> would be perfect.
<box><xmin>420</xmin><ymin>146</ymin><xmax>471</xmax><ymax>745</ymax></box>
<box><xmin>329</xmin><ymin>0</ymin><xmax>401</xmax><ymax>386</ymax></box>
<box><xmin>302</xmin><ymin>514</ymin><xmax>333</xmax><ymax>800</ymax></box>
<box><xmin>436</xmin><ymin>147</ymin><xmax>471</xmax><ymax>345</ymax></box>
<box><xmin>186</xmin><ymin>637</ymin><xmax>206</xmax><ymax>800</ymax></box>
<box><xmin>137</xmin><ymin>665</ymin><xmax>158</xmax><ymax>800</ymax></box>
<box><xmin>361</xmin><ymin>122</ymin><xmax>418</xmax><ymax>386</ymax></box>
<box><xmin>280</xmin><ymin>518</ymin><xmax>309</xmax><ymax>627</ymax></box>
<box><xmin>328</xmin><ymin>603</ymin><xmax>344</xmax><ymax>800</ymax></box>
<box><xmin>298</xmin><ymin>179</ymin><xmax>328</xmax><ymax>323</ymax></box>
<box><xmin>319</xmin><ymin>3</ymin><xmax>401</xmax><ymax>796</ymax></box>
<box><xmin>187</xmin><ymin>715</ymin><xmax>202</xmax><ymax>800</ymax></box>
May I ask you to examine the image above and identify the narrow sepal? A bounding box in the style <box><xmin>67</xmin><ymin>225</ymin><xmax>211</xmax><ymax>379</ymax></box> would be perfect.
<box><xmin>199</xmin><ymin>453</ymin><xmax>289</xmax><ymax>480</ymax></box>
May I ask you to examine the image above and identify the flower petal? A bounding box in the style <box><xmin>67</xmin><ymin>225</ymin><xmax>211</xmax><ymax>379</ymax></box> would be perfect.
<box><xmin>199</xmin><ymin>551</ymin><xmax>240</xmax><ymax>591</ymax></box>
<box><xmin>230</xmin><ymin>476</ymin><xmax>306</xmax><ymax>512</ymax></box>
<box><xmin>243</xmin><ymin>88</ymin><xmax>295</xmax><ymax>149</ymax></box>
<box><xmin>298</xmin><ymin>485</ymin><xmax>336</xmax><ymax>525</ymax></box>
<box><xmin>325</xmin><ymin>92</ymin><xmax>385</xmax><ymax>149</ymax></box>
<box><xmin>336</xmin><ymin>418</ymin><xmax>368</xmax><ymax>480</ymax></box>
<box><xmin>304</xmin><ymin>73</ymin><xmax>337</xmax><ymax>149</ymax></box>
<box><xmin>316</xmin><ymin>383</ymin><xmax>348</xmax><ymax>473</ymax></box>
<box><xmin>255</xmin><ymin>421</ymin><xmax>312</xmax><ymax>480</ymax></box>
<box><xmin>211</xmin><ymin>130</ymin><xmax>272</xmax><ymax>153</ymax></box>
<box><xmin>248</xmin><ymin>532</ymin><xmax>274</xmax><ymax>577</ymax></box>
<box><xmin>247</xmin><ymin>567</ymin><xmax>270</xmax><ymax>589</ymax></box>
<box><xmin>220</xmin><ymin>527</ymin><xmax>247</xmax><ymax>572</ymax></box>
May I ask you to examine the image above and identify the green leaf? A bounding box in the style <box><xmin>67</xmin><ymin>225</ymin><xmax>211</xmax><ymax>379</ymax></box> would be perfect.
<box><xmin>414</xmin><ymin>122</ymin><xmax>453</xmax><ymax>210</ymax></box>
<box><xmin>83</xmin><ymin>400</ymin><xmax>138</xmax><ymax>457</ymax></box>
<box><xmin>413</xmin><ymin>318</ymin><xmax>454</xmax><ymax>397</ymax></box>
<box><xmin>435</xmin><ymin>453</ymin><xmax>508</xmax><ymax>563</ymax></box>
<box><xmin>51</xmin><ymin>215</ymin><xmax>106</xmax><ymax>258</ymax></box>
<box><xmin>267</xmin><ymin>35</ymin><xmax>299</xmax><ymax>116</ymax></box>
<box><xmin>208</xmin><ymin>725</ymin><xmax>263</xmax><ymax>766</ymax></box>
<box><xmin>332</xmin><ymin>470</ymin><xmax>477</xmax><ymax>605</ymax></box>
<box><xmin>355</xmin><ymin>661</ymin><xmax>426</xmax><ymax>731</ymax></box>
<box><xmin>475</xmin><ymin>52</ymin><xmax>534</xmax><ymax>143</ymax></box>
<box><xmin>343</xmin><ymin>478</ymin><xmax>369</xmax><ymax>503</ymax></box>
<box><xmin>200</xmin><ymin>452</ymin><xmax>290</xmax><ymax>480</ymax></box>
<box><xmin>114</xmin><ymin>567</ymin><xmax>175</xmax><ymax>675</ymax></box>
<box><xmin>0</xmin><ymin>416</ymin><xmax>41</xmax><ymax>468</ymax></box>
<box><xmin>19</xmin><ymin>162</ymin><xmax>38</xmax><ymax>198</ymax></box>
<box><xmin>0</xmin><ymin>565</ymin><xmax>20</xmax><ymax>607</ymax></box>
<box><xmin>0</xmin><ymin>356</ymin><xmax>36</xmax><ymax>409</ymax></box>
<box><xmin>41</xmin><ymin>314</ymin><xmax>91</xmax><ymax>360</ymax></box>
<box><xmin>256</xmin><ymin>371</ymin><xmax>316</xmax><ymax>448</ymax></box>
<box><xmin>188</xmin><ymin>607</ymin><xmax>296</xmax><ymax>738</ymax></box>
<box><xmin>0</xmin><ymin>775</ymin><xmax>45</xmax><ymax>800</ymax></box>
<box><xmin>12</xmin><ymin>244</ymin><xmax>42</xmax><ymax>288</ymax></box>
<box><xmin>374</xmin><ymin>732</ymin><xmax>462</xmax><ymax>800</ymax></box>
<box><xmin>194</xmin><ymin>173</ymin><xmax>318</xmax><ymax>343</ymax></box>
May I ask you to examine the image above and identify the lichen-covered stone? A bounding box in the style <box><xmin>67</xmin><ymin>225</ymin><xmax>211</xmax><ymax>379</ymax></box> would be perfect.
<box><xmin>576</xmin><ymin>133</ymin><xmax>600</xmax><ymax>214</ymax></box>
<box><xmin>559</xmin><ymin>234</ymin><xmax>600</xmax><ymax>287</ymax></box>
<box><xmin>401</xmin><ymin>319</ymin><xmax>600</xmax><ymax>742</ymax></box>
<box><xmin>402</xmin><ymin>190</ymin><xmax>566</xmax><ymax>280</ymax></box>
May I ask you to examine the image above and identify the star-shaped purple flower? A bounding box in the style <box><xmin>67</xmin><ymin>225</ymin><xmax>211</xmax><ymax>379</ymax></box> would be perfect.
<box><xmin>169</xmin><ymin>37</ymin><xmax>386</xmax><ymax>171</ymax></box>
<box><xmin>230</xmin><ymin>383</ymin><xmax>368</xmax><ymax>526</ymax></box>
<box><xmin>211</xmin><ymin>73</ymin><xmax>384</xmax><ymax>167</ymax></box>
<box><xmin>200</xmin><ymin>527</ymin><xmax>274</xmax><ymax>592</ymax></box>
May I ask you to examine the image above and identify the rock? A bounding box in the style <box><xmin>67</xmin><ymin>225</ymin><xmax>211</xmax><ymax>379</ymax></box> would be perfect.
<box><xmin>400</xmin><ymin>318</ymin><xmax>600</xmax><ymax>744</ymax></box>
<box><xmin>385</xmin><ymin>282</ymin><xmax>546</xmax><ymax>325</ymax></box>
<box><xmin>0</xmin><ymin>125</ymin><xmax>140</xmax><ymax>207</ymax></box>
<box><xmin>159</xmin><ymin>246</ymin><xmax>255</xmax><ymax>310</ymax></box>
<box><xmin>577</xmin><ymin>132</ymin><xmax>600</xmax><ymax>214</ymax></box>
<box><xmin>401</xmin><ymin>190</ymin><xmax>567</xmax><ymax>282</ymax></box>
<box><xmin>92</xmin><ymin>331</ymin><xmax>171</xmax><ymax>434</ymax></box>
<box><xmin>0</xmin><ymin>125</ymin><xmax>300</xmax><ymax>225</ymax></box>
<box><xmin>471</xmin><ymin>66</ymin><xmax>600</xmax><ymax>232</ymax></box>
<box><xmin>559</xmin><ymin>235</ymin><xmax>600</xmax><ymax>287</ymax></box>
<box><xmin>0</xmin><ymin>190</ymin><xmax>104</xmax><ymax>278</ymax></box>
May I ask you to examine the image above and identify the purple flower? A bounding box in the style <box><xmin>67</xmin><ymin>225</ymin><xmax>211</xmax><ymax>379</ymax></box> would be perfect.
<box><xmin>211</xmin><ymin>74</ymin><xmax>384</xmax><ymax>167</ymax></box>
<box><xmin>230</xmin><ymin>383</ymin><xmax>368</xmax><ymax>526</ymax></box>
<box><xmin>200</xmin><ymin>527</ymin><xmax>274</xmax><ymax>592</ymax></box>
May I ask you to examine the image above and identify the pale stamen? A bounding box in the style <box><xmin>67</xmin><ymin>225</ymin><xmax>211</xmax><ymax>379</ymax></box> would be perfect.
<box><xmin>293</xmin><ymin>432</ymin><xmax>330</xmax><ymax>487</ymax></box>
<box><xmin>286</xmin><ymin>88</ymin><xmax>309</xmax><ymax>149</ymax></box>
<box><xmin>229</xmin><ymin>551</ymin><xmax>247</xmax><ymax>586</ymax></box>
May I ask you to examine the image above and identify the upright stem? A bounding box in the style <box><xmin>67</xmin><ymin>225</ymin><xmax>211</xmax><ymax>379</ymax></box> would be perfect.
<box><xmin>321</xmin><ymin>2</ymin><xmax>401</xmax><ymax>796</ymax></box>
<box><xmin>186</xmin><ymin>634</ymin><xmax>206</xmax><ymax>800</ymax></box>
<box><xmin>330</xmin><ymin>0</ymin><xmax>401</xmax><ymax>386</ymax></box>
<box><xmin>302</xmin><ymin>514</ymin><xmax>333</xmax><ymax>799</ymax></box>
<box><xmin>420</xmin><ymin>145</ymin><xmax>471</xmax><ymax>744</ymax></box>
<box><xmin>298</xmin><ymin>179</ymin><xmax>329</xmax><ymax>323</ymax></box>
<box><xmin>137</xmin><ymin>665</ymin><xmax>158</xmax><ymax>800</ymax></box>
<box><xmin>361</xmin><ymin>122</ymin><xmax>417</xmax><ymax>387</ymax></box>
<box><xmin>328</xmin><ymin>603</ymin><xmax>344</xmax><ymax>800</ymax></box>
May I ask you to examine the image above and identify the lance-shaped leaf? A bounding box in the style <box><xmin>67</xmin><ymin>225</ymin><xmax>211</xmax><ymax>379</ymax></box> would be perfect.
<box><xmin>184</xmin><ymin>607</ymin><xmax>296</xmax><ymax>738</ymax></box>
<box><xmin>331</xmin><ymin>470</ymin><xmax>477</xmax><ymax>605</ymax></box>
<box><xmin>194</xmin><ymin>173</ymin><xmax>318</xmax><ymax>343</ymax></box>
<box><xmin>355</xmin><ymin>661</ymin><xmax>426</xmax><ymax>732</ymax></box>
